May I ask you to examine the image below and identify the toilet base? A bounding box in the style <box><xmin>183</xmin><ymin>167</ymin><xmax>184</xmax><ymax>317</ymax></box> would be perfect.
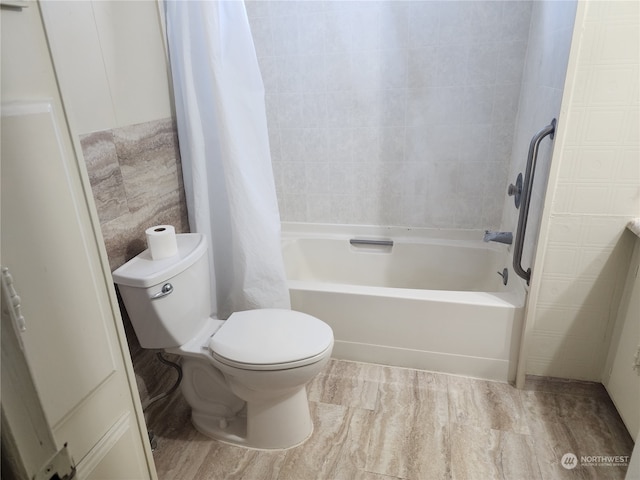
<box><xmin>191</xmin><ymin>387</ymin><xmax>313</xmax><ymax>450</ymax></box>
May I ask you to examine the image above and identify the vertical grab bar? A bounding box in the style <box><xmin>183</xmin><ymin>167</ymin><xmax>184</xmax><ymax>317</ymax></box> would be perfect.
<box><xmin>512</xmin><ymin>118</ymin><xmax>557</xmax><ymax>285</ymax></box>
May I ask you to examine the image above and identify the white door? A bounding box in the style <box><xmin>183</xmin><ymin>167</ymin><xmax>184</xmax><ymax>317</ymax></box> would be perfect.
<box><xmin>604</xmin><ymin>239</ymin><xmax>640</xmax><ymax>439</ymax></box>
<box><xmin>1</xmin><ymin>4</ymin><xmax>156</xmax><ymax>478</ymax></box>
<box><xmin>1</xmin><ymin>101</ymin><xmax>156</xmax><ymax>480</ymax></box>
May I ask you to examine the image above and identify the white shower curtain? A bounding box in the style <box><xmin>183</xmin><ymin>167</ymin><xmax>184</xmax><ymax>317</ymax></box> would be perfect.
<box><xmin>165</xmin><ymin>1</ymin><xmax>290</xmax><ymax>319</ymax></box>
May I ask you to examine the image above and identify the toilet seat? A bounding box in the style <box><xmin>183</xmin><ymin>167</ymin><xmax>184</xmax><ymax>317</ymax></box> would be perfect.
<box><xmin>211</xmin><ymin>344</ymin><xmax>333</xmax><ymax>371</ymax></box>
<box><xmin>208</xmin><ymin>309</ymin><xmax>333</xmax><ymax>371</ymax></box>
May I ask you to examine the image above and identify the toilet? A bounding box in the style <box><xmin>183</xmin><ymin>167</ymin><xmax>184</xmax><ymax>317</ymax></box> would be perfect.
<box><xmin>112</xmin><ymin>233</ymin><xmax>333</xmax><ymax>450</ymax></box>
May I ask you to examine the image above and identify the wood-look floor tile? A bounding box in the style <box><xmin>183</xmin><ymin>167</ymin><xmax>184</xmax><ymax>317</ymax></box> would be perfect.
<box><xmin>450</xmin><ymin>424</ymin><xmax>542</xmax><ymax>480</ymax></box>
<box><xmin>447</xmin><ymin>375</ymin><xmax>530</xmax><ymax>435</ymax></box>
<box><xmin>521</xmin><ymin>390</ymin><xmax>633</xmax><ymax>480</ymax></box>
<box><xmin>366</xmin><ymin>368</ymin><xmax>450</xmax><ymax>479</ymax></box>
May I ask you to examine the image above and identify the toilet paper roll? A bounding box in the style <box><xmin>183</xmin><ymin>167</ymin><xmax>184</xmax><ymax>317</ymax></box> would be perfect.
<box><xmin>146</xmin><ymin>225</ymin><xmax>178</xmax><ymax>260</ymax></box>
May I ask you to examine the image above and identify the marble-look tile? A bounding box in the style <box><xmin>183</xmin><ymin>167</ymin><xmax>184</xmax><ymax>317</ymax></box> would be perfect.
<box><xmin>112</xmin><ymin>118</ymin><xmax>184</xmax><ymax>213</ymax></box>
<box><xmin>79</xmin><ymin>130</ymin><xmax>129</xmax><ymax>223</ymax></box>
<box><xmin>366</xmin><ymin>367</ymin><xmax>450</xmax><ymax>479</ymax></box>
<box><xmin>377</xmin><ymin>363</ymin><xmax>449</xmax><ymax>391</ymax></box>
<box><xmin>150</xmin><ymin>392</ymin><xmax>283</xmax><ymax>480</ymax></box>
<box><xmin>307</xmin><ymin>359</ymin><xmax>381</xmax><ymax>410</ymax></box>
<box><xmin>447</xmin><ymin>375</ymin><xmax>530</xmax><ymax>435</ymax></box>
<box><xmin>80</xmin><ymin>117</ymin><xmax>190</xmax><ymax>271</ymax></box>
<box><xmin>140</xmin><ymin>359</ymin><xmax>633</xmax><ymax>480</ymax></box>
<box><xmin>356</xmin><ymin>473</ymin><xmax>404</xmax><ymax>480</ymax></box>
<box><xmin>149</xmin><ymin>394</ymin><xmax>212</xmax><ymax>479</ymax></box>
<box><xmin>523</xmin><ymin>375</ymin><xmax>610</xmax><ymax>399</ymax></box>
<box><xmin>413</xmin><ymin>367</ymin><xmax>449</xmax><ymax>392</ymax></box>
<box><xmin>193</xmin><ymin>444</ymin><xmax>286</xmax><ymax>480</ymax></box>
<box><xmin>277</xmin><ymin>402</ymin><xmax>373</xmax><ymax>480</ymax></box>
<box><xmin>332</xmin><ymin>406</ymin><xmax>376</xmax><ymax>479</ymax></box>
<box><xmin>450</xmin><ymin>424</ymin><xmax>542</xmax><ymax>480</ymax></box>
<box><xmin>102</xmin><ymin>193</ymin><xmax>189</xmax><ymax>270</ymax></box>
<box><xmin>136</xmin><ymin>352</ymin><xmax>182</xmax><ymax>413</ymax></box>
<box><xmin>325</xmin><ymin>359</ymin><xmax>386</xmax><ymax>383</ymax></box>
<box><xmin>153</xmin><ymin>430</ymin><xmax>213</xmax><ymax>480</ymax></box>
<box><xmin>521</xmin><ymin>390</ymin><xmax>633</xmax><ymax>480</ymax></box>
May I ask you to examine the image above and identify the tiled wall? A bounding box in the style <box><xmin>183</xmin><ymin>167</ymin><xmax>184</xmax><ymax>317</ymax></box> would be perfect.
<box><xmin>80</xmin><ymin>118</ymin><xmax>190</xmax><ymax>271</ymax></box>
<box><xmin>246</xmin><ymin>1</ymin><xmax>533</xmax><ymax>229</ymax></box>
<box><xmin>501</xmin><ymin>1</ymin><xmax>577</xmax><ymax>270</ymax></box>
<box><xmin>526</xmin><ymin>1</ymin><xmax>640</xmax><ymax>380</ymax></box>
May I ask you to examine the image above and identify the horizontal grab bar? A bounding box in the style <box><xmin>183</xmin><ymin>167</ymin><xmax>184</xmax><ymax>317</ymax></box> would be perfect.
<box><xmin>350</xmin><ymin>238</ymin><xmax>394</xmax><ymax>247</ymax></box>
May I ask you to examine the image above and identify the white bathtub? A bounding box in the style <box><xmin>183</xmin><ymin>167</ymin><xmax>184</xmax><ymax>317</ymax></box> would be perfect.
<box><xmin>282</xmin><ymin>223</ymin><xmax>526</xmax><ymax>382</ymax></box>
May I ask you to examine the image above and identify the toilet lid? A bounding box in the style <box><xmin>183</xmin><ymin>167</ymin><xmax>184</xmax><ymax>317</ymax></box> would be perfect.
<box><xmin>209</xmin><ymin>309</ymin><xmax>333</xmax><ymax>368</ymax></box>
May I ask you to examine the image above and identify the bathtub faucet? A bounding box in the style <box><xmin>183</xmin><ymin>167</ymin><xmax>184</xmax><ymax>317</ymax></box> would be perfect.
<box><xmin>483</xmin><ymin>230</ymin><xmax>513</xmax><ymax>245</ymax></box>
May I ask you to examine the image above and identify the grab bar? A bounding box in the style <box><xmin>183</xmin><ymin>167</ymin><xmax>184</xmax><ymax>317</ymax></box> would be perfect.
<box><xmin>511</xmin><ymin>118</ymin><xmax>556</xmax><ymax>285</ymax></box>
<box><xmin>350</xmin><ymin>238</ymin><xmax>393</xmax><ymax>247</ymax></box>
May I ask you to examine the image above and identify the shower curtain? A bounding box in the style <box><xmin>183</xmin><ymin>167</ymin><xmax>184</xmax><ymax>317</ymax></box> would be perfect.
<box><xmin>165</xmin><ymin>1</ymin><xmax>291</xmax><ymax>319</ymax></box>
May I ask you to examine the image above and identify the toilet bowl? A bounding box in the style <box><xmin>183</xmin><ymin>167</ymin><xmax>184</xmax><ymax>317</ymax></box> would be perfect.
<box><xmin>112</xmin><ymin>233</ymin><xmax>333</xmax><ymax>449</ymax></box>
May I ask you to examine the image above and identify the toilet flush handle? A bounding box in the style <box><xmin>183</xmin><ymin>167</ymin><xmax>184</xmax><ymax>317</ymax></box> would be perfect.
<box><xmin>151</xmin><ymin>283</ymin><xmax>173</xmax><ymax>300</ymax></box>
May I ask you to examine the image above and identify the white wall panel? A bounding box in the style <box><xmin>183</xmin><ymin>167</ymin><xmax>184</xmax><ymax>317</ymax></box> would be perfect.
<box><xmin>40</xmin><ymin>0</ymin><xmax>172</xmax><ymax>134</ymax></box>
<box><xmin>524</xmin><ymin>0</ymin><xmax>640</xmax><ymax>381</ymax></box>
<box><xmin>39</xmin><ymin>1</ymin><xmax>116</xmax><ymax>133</ymax></box>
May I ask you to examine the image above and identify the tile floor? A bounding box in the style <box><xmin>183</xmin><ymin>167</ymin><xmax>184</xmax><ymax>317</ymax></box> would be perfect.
<box><xmin>143</xmin><ymin>358</ymin><xmax>634</xmax><ymax>480</ymax></box>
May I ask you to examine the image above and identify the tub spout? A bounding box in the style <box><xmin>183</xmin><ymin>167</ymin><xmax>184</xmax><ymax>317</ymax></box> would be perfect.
<box><xmin>483</xmin><ymin>230</ymin><xmax>513</xmax><ymax>245</ymax></box>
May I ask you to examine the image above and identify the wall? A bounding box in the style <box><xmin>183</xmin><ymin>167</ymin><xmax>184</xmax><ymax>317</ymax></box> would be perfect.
<box><xmin>523</xmin><ymin>0</ymin><xmax>640</xmax><ymax>381</ymax></box>
<box><xmin>79</xmin><ymin>119</ymin><xmax>188</xmax><ymax>271</ymax></box>
<box><xmin>40</xmin><ymin>0</ymin><xmax>172</xmax><ymax>133</ymax></box>
<box><xmin>39</xmin><ymin>1</ymin><xmax>187</xmax><ymax>269</ymax></box>
<box><xmin>246</xmin><ymin>1</ymin><xmax>533</xmax><ymax>229</ymax></box>
<box><xmin>501</xmin><ymin>0</ymin><xmax>577</xmax><ymax>271</ymax></box>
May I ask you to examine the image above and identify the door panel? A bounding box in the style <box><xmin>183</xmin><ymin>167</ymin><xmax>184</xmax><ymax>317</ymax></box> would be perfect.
<box><xmin>2</xmin><ymin>103</ymin><xmax>117</xmax><ymax>428</ymax></box>
<box><xmin>77</xmin><ymin>412</ymin><xmax>150</xmax><ymax>479</ymax></box>
<box><xmin>1</xmin><ymin>102</ymin><xmax>155</xmax><ymax>478</ymax></box>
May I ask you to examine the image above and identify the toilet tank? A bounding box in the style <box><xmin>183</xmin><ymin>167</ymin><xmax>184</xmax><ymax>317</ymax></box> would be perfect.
<box><xmin>112</xmin><ymin>233</ymin><xmax>211</xmax><ymax>349</ymax></box>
